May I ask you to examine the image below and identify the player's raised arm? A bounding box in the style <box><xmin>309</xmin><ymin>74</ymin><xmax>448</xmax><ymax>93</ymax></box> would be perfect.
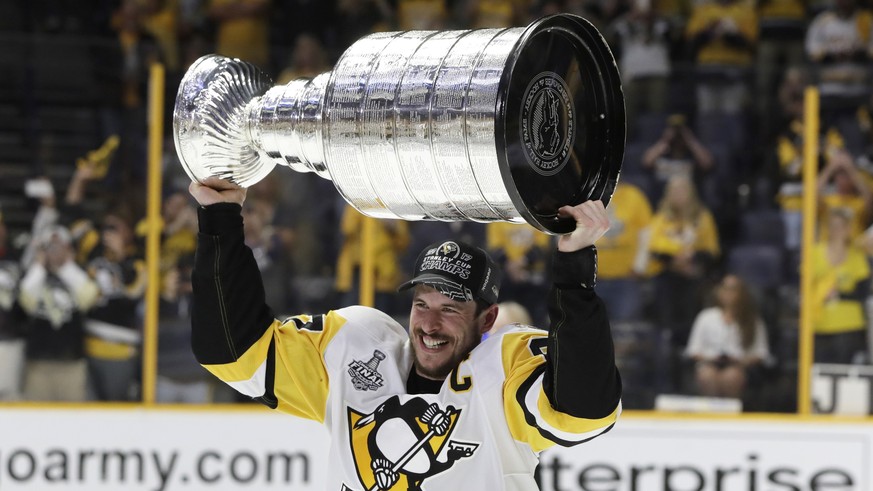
<box><xmin>544</xmin><ymin>200</ymin><xmax>622</xmax><ymax>419</ymax></box>
<box><xmin>188</xmin><ymin>178</ymin><xmax>335</xmax><ymax>420</ymax></box>
<box><xmin>188</xmin><ymin>178</ymin><xmax>276</xmax><ymax>385</ymax></box>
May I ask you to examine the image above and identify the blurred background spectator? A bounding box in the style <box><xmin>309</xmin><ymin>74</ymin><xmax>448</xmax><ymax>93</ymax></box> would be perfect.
<box><xmin>243</xmin><ymin>195</ymin><xmax>295</xmax><ymax>315</ymax></box>
<box><xmin>754</xmin><ymin>0</ymin><xmax>807</xmax><ymax>139</ymax></box>
<box><xmin>684</xmin><ymin>274</ymin><xmax>771</xmax><ymax>400</ymax></box>
<box><xmin>487</xmin><ymin>300</ymin><xmax>534</xmax><ymax>339</ymax></box>
<box><xmin>642</xmin><ymin>114</ymin><xmax>715</xmax><ymax>204</ymax></box>
<box><xmin>805</xmin><ymin>0</ymin><xmax>873</xmax><ymax>126</ymax></box>
<box><xmin>156</xmin><ymin>256</ymin><xmax>213</xmax><ymax>403</ymax></box>
<box><xmin>608</xmin><ymin>0</ymin><xmax>673</xmax><ymax>131</ymax></box>
<box><xmin>209</xmin><ymin>0</ymin><xmax>270</xmax><ymax>68</ymax></box>
<box><xmin>767</xmin><ymin>65</ymin><xmax>847</xmax><ymax>250</ymax></box>
<box><xmin>816</xmin><ymin>149</ymin><xmax>873</xmax><ymax>242</ymax></box>
<box><xmin>595</xmin><ymin>181</ymin><xmax>654</xmax><ymax>322</ymax></box>
<box><xmin>0</xmin><ymin>211</ymin><xmax>25</xmax><ymax>401</ymax></box>
<box><xmin>812</xmin><ymin>208</ymin><xmax>870</xmax><ymax>363</ymax></box>
<box><xmin>82</xmin><ymin>209</ymin><xmax>146</xmax><ymax>402</ymax></box>
<box><xmin>486</xmin><ymin>222</ymin><xmax>553</xmax><ymax>325</ymax></box>
<box><xmin>685</xmin><ymin>0</ymin><xmax>758</xmax><ymax>117</ymax></box>
<box><xmin>18</xmin><ymin>226</ymin><xmax>99</xmax><ymax>402</ymax></box>
<box><xmin>648</xmin><ymin>175</ymin><xmax>721</xmax><ymax>346</ymax></box>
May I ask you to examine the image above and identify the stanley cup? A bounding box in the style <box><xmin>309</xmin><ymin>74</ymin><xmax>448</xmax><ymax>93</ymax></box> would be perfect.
<box><xmin>173</xmin><ymin>14</ymin><xmax>624</xmax><ymax>234</ymax></box>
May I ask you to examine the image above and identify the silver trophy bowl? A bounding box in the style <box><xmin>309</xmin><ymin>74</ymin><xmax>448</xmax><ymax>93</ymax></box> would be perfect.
<box><xmin>173</xmin><ymin>14</ymin><xmax>625</xmax><ymax>234</ymax></box>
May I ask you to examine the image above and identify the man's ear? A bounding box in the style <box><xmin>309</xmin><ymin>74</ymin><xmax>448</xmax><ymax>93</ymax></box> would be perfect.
<box><xmin>479</xmin><ymin>303</ymin><xmax>499</xmax><ymax>335</ymax></box>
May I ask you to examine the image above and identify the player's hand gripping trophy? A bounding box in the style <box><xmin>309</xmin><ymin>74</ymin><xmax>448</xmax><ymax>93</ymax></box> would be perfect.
<box><xmin>173</xmin><ymin>14</ymin><xmax>625</xmax><ymax>233</ymax></box>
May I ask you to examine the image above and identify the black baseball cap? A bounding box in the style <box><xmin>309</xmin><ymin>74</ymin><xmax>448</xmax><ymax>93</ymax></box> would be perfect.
<box><xmin>398</xmin><ymin>240</ymin><xmax>501</xmax><ymax>305</ymax></box>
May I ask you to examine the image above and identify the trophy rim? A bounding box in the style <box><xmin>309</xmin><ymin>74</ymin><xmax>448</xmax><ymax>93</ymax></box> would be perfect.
<box><xmin>495</xmin><ymin>13</ymin><xmax>626</xmax><ymax>235</ymax></box>
<box><xmin>173</xmin><ymin>54</ymin><xmax>215</xmax><ymax>184</ymax></box>
<box><xmin>173</xmin><ymin>54</ymin><xmax>277</xmax><ymax>187</ymax></box>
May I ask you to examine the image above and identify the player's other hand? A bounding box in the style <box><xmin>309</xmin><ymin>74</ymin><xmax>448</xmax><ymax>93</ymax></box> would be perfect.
<box><xmin>189</xmin><ymin>177</ymin><xmax>247</xmax><ymax>207</ymax></box>
<box><xmin>557</xmin><ymin>200</ymin><xmax>610</xmax><ymax>253</ymax></box>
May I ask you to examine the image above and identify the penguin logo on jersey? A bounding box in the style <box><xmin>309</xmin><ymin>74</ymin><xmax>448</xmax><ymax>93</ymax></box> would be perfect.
<box><xmin>344</xmin><ymin>396</ymin><xmax>478</xmax><ymax>491</ymax></box>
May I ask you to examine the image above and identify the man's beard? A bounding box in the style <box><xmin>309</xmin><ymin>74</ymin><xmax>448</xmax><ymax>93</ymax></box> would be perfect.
<box><xmin>411</xmin><ymin>334</ymin><xmax>480</xmax><ymax>380</ymax></box>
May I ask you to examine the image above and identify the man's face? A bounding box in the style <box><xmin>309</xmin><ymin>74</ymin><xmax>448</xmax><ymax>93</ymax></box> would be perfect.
<box><xmin>408</xmin><ymin>285</ymin><xmax>490</xmax><ymax>380</ymax></box>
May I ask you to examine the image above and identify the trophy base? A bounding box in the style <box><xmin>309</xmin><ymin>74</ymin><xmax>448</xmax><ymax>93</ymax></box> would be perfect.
<box><xmin>497</xmin><ymin>14</ymin><xmax>625</xmax><ymax>235</ymax></box>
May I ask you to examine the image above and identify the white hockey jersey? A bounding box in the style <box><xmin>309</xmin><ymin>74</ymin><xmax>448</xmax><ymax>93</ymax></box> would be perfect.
<box><xmin>201</xmin><ymin>305</ymin><xmax>621</xmax><ymax>491</ymax></box>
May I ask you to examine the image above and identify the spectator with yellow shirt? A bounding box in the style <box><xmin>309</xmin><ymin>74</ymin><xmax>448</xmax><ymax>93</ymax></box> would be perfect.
<box><xmin>686</xmin><ymin>0</ymin><xmax>759</xmax><ymax>115</ymax></box>
<box><xmin>208</xmin><ymin>0</ymin><xmax>270</xmax><ymax>69</ymax></box>
<box><xmin>596</xmin><ymin>181</ymin><xmax>654</xmax><ymax>322</ymax></box>
<box><xmin>648</xmin><ymin>175</ymin><xmax>721</xmax><ymax>342</ymax></box>
<box><xmin>812</xmin><ymin>208</ymin><xmax>870</xmax><ymax>363</ymax></box>
<box><xmin>770</xmin><ymin>68</ymin><xmax>847</xmax><ymax>249</ymax></box>
<box><xmin>817</xmin><ymin>149</ymin><xmax>873</xmax><ymax>242</ymax></box>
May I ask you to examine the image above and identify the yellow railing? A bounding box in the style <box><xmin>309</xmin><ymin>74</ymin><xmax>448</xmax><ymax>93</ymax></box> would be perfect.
<box><xmin>141</xmin><ymin>63</ymin><xmax>165</xmax><ymax>406</ymax></box>
<box><xmin>797</xmin><ymin>87</ymin><xmax>819</xmax><ymax>415</ymax></box>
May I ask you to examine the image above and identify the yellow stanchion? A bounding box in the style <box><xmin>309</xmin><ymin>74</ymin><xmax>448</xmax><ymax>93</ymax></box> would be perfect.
<box><xmin>143</xmin><ymin>63</ymin><xmax>165</xmax><ymax>405</ymax></box>
<box><xmin>359</xmin><ymin>215</ymin><xmax>376</xmax><ymax>308</ymax></box>
<box><xmin>798</xmin><ymin>87</ymin><xmax>819</xmax><ymax>415</ymax></box>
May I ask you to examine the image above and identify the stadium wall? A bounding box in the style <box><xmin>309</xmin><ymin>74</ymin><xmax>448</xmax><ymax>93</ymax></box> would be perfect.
<box><xmin>0</xmin><ymin>407</ymin><xmax>869</xmax><ymax>491</ymax></box>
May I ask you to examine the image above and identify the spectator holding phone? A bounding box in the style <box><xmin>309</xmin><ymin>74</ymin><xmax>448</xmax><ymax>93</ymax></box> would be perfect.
<box><xmin>18</xmin><ymin>226</ymin><xmax>99</xmax><ymax>401</ymax></box>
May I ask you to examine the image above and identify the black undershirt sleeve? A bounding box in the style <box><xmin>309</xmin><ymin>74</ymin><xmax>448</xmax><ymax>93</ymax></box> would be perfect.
<box><xmin>542</xmin><ymin>247</ymin><xmax>622</xmax><ymax>419</ymax></box>
<box><xmin>190</xmin><ymin>202</ymin><xmax>276</xmax><ymax>365</ymax></box>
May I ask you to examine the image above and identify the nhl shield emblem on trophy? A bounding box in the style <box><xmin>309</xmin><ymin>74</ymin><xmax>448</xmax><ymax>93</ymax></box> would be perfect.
<box><xmin>173</xmin><ymin>14</ymin><xmax>625</xmax><ymax>234</ymax></box>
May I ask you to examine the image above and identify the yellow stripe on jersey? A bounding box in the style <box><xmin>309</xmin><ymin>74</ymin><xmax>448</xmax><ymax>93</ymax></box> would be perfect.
<box><xmin>202</xmin><ymin>323</ymin><xmax>275</xmax><ymax>384</ymax></box>
<box><xmin>534</xmin><ymin>387</ymin><xmax>620</xmax><ymax>437</ymax></box>
<box><xmin>501</xmin><ymin>331</ymin><xmax>619</xmax><ymax>453</ymax></box>
<box><xmin>201</xmin><ymin>311</ymin><xmax>346</xmax><ymax>423</ymax></box>
<box><xmin>272</xmin><ymin>312</ymin><xmax>344</xmax><ymax>421</ymax></box>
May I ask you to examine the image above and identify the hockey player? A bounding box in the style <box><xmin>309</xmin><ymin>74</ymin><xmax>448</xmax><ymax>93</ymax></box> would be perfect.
<box><xmin>188</xmin><ymin>177</ymin><xmax>622</xmax><ymax>491</ymax></box>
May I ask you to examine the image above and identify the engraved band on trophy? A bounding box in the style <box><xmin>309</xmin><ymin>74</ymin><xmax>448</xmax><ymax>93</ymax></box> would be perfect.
<box><xmin>173</xmin><ymin>14</ymin><xmax>625</xmax><ymax>234</ymax></box>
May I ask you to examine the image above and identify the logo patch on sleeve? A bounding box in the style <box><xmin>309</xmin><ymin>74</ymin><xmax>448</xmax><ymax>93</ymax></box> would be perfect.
<box><xmin>348</xmin><ymin>350</ymin><xmax>386</xmax><ymax>391</ymax></box>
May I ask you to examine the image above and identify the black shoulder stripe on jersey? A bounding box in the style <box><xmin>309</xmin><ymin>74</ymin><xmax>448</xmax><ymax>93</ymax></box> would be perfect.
<box><xmin>304</xmin><ymin>314</ymin><xmax>324</xmax><ymax>332</ymax></box>
<box><xmin>516</xmin><ymin>365</ymin><xmax>614</xmax><ymax>447</ymax></box>
<box><xmin>284</xmin><ymin>314</ymin><xmax>325</xmax><ymax>332</ymax></box>
<box><xmin>254</xmin><ymin>337</ymin><xmax>278</xmax><ymax>409</ymax></box>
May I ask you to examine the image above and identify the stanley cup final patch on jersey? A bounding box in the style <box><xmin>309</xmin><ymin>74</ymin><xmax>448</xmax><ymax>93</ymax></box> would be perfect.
<box><xmin>348</xmin><ymin>350</ymin><xmax>387</xmax><ymax>391</ymax></box>
<box><xmin>343</xmin><ymin>396</ymin><xmax>479</xmax><ymax>491</ymax></box>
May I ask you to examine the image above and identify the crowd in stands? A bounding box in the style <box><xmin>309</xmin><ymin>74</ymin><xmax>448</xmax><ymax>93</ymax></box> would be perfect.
<box><xmin>1</xmin><ymin>0</ymin><xmax>873</xmax><ymax>412</ymax></box>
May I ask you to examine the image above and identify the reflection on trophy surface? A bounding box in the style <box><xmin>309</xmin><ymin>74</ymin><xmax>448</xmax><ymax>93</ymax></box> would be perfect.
<box><xmin>173</xmin><ymin>13</ymin><xmax>624</xmax><ymax>234</ymax></box>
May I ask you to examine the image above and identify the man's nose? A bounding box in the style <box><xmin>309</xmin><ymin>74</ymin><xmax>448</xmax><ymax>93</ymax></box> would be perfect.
<box><xmin>418</xmin><ymin>310</ymin><xmax>443</xmax><ymax>333</ymax></box>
